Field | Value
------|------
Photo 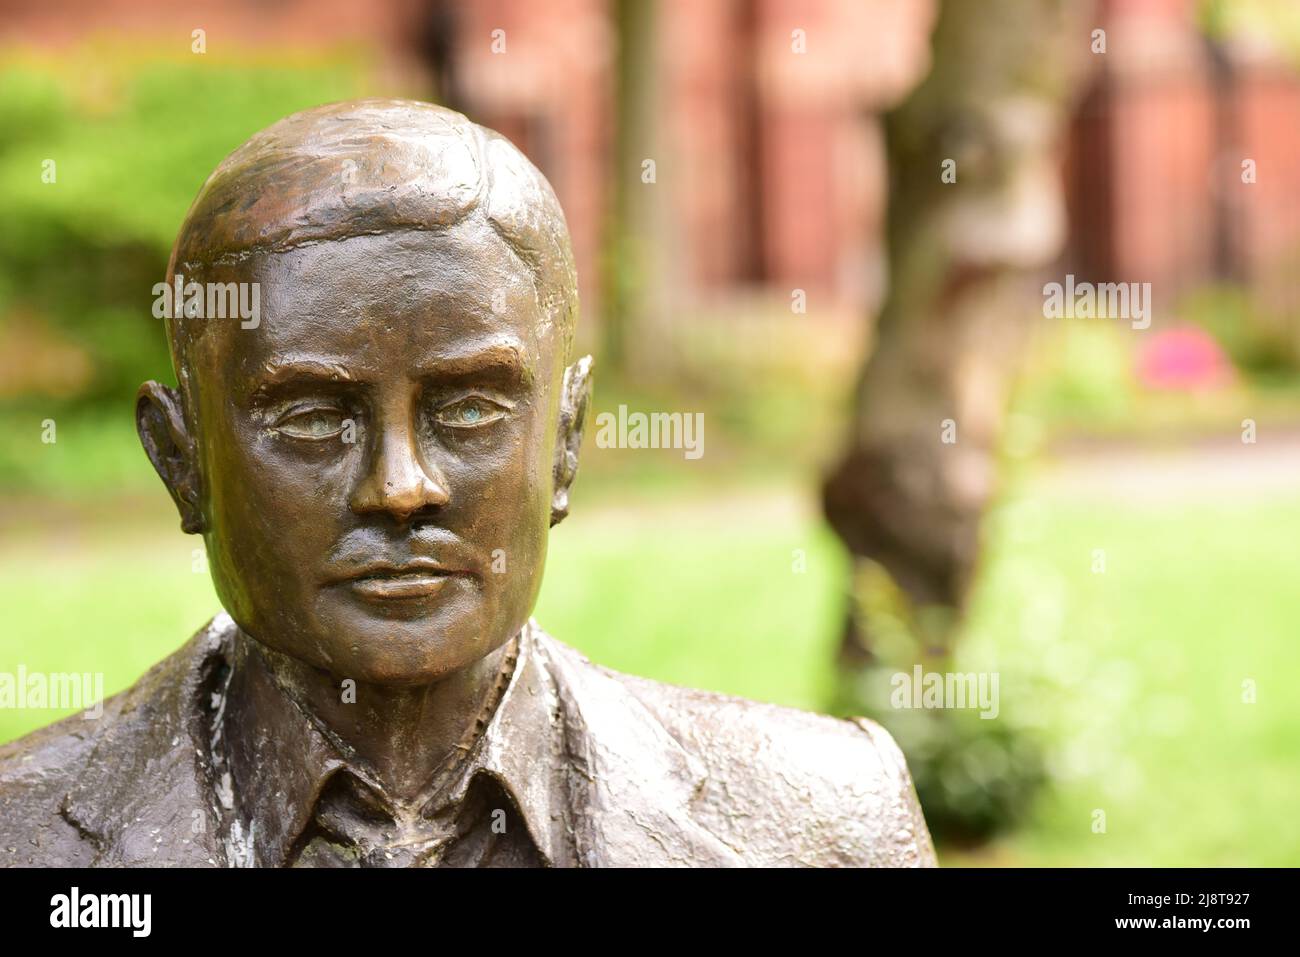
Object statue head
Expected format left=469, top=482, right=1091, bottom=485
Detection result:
left=136, top=99, right=592, bottom=686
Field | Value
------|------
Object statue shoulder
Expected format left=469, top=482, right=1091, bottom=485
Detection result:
left=0, top=614, right=235, bottom=866
left=0, top=705, right=108, bottom=865
left=594, top=664, right=938, bottom=867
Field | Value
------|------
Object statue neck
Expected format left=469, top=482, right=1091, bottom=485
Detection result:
left=232, top=629, right=515, bottom=805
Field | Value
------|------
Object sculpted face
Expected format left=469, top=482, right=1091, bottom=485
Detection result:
left=141, top=223, right=587, bottom=685
left=135, top=100, right=589, bottom=687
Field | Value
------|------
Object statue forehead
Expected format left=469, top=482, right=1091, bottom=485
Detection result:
left=165, top=99, right=577, bottom=395
left=187, top=229, right=554, bottom=384
left=239, top=224, right=536, bottom=294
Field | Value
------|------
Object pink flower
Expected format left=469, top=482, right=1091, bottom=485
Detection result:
left=1137, top=326, right=1234, bottom=390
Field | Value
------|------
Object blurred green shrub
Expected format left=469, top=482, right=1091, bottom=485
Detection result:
left=1013, top=321, right=1139, bottom=431
left=0, top=46, right=373, bottom=488
left=832, top=558, right=1049, bottom=846
left=1181, top=283, right=1300, bottom=380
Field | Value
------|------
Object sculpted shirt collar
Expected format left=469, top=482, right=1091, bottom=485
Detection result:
left=219, top=620, right=566, bottom=867
left=60, top=613, right=746, bottom=867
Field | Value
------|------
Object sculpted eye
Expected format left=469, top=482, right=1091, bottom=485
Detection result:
left=434, top=395, right=510, bottom=429
left=275, top=406, right=350, bottom=440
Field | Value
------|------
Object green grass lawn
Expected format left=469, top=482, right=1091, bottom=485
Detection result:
left=2, top=476, right=1297, bottom=866
left=955, top=485, right=1300, bottom=866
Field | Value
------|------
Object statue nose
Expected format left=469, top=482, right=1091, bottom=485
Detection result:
left=350, top=424, right=449, bottom=522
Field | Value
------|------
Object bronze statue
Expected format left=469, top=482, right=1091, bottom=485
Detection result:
left=0, top=100, right=935, bottom=867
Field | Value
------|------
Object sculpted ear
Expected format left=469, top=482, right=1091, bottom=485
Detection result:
left=551, top=355, right=593, bottom=527
left=136, top=381, right=204, bottom=534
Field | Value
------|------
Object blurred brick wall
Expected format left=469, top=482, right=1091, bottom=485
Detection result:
left=447, top=0, right=614, bottom=337
left=1067, top=0, right=1300, bottom=315
left=450, top=0, right=933, bottom=323
left=751, top=0, right=933, bottom=302
left=1233, top=43, right=1300, bottom=318
left=0, top=0, right=933, bottom=325
left=7, top=0, right=1300, bottom=329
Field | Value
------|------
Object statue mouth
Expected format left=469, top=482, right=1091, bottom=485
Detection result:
left=331, top=558, right=470, bottom=601
left=348, top=571, right=456, bottom=600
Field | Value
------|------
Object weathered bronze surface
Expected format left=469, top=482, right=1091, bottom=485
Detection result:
left=0, top=100, right=936, bottom=867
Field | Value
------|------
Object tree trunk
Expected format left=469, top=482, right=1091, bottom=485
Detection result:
left=824, top=0, right=1092, bottom=665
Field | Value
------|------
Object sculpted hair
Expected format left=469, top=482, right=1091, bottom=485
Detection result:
left=163, top=98, right=578, bottom=403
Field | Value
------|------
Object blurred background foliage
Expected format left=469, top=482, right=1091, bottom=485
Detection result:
left=0, top=48, right=373, bottom=490
left=2, top=0, right=1299, bottom=866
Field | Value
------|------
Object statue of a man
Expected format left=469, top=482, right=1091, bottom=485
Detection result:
left=0, top=100, right=935, bottom=867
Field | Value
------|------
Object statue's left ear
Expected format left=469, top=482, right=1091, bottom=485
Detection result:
left=136, top=380, right=205, bottom=534
left=551, top=355, right=593, bottom=526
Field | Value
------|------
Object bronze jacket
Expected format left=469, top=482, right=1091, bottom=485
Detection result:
left=0, top=614, right=936, bottom=867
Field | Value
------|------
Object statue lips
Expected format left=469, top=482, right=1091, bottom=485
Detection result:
left=328, top=557, right=474, bottom=605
